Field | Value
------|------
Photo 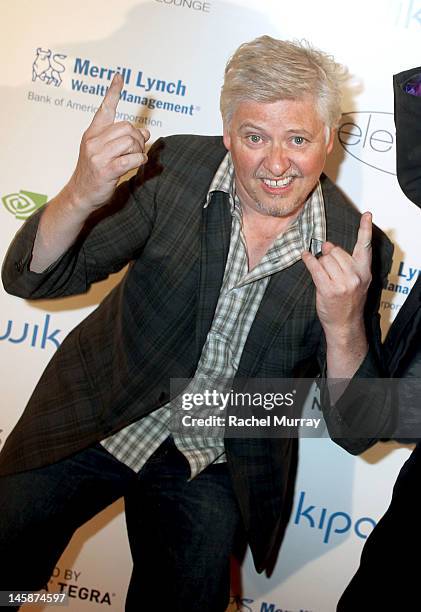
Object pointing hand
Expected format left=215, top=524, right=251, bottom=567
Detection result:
left=67, top=73, right=150, bottom=212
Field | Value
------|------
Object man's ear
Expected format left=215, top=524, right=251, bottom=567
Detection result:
left=222, top=125, right=231, bottom=150
left=326, top=127, right=336, bottom=154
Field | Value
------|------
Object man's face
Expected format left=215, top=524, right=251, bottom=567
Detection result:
left=223, top=97, right=335, bottom=219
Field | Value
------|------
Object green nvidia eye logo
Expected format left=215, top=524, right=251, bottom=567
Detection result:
left=2, top=190, right=48, bottom=220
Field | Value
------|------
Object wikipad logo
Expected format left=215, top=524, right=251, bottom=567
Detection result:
left=32, top=48, right=67, bottom=87
left=2, top=190, right=48, bottom=220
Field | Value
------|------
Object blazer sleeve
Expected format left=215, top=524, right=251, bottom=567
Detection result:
left=1, top=138, right=168, bottom=299
left=320, top=225, right=395, bottom=455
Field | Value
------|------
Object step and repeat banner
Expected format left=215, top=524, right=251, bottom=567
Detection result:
left=1, top=0, right=420, bottom=610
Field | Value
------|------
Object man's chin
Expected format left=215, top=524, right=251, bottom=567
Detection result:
left=254, top=198, right=304, bottom=219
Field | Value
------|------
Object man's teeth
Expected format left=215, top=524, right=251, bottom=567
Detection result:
left=263, top=177, right=294, bottom=188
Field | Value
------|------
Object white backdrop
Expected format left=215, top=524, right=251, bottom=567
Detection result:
left=1, top=0, right=420, bottom=610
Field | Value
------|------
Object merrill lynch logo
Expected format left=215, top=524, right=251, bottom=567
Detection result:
left=2, top=190, right=48, bottom=220
left=338, top=111, right=396, bottom=175
left=32, top=48, right=66, bottom=87
left=31, top=48, right=188, bottom=99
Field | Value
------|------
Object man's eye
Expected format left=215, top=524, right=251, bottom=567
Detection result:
left=292, top=136, right=306, bottom=145
left=247, top=134, right=262, bottom=144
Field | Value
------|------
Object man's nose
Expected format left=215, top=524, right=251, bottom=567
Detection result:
left=264, top=144, right=290, bottom=176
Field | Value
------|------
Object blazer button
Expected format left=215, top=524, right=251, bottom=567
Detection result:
left=14, top=260, right=23, bottom=272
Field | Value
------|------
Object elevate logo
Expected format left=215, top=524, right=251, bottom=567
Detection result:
left=2, top=190, right=48, bottom=220
left=32, top=48, right=67, bottom=87
left=338, top=112, right=396, bottom=175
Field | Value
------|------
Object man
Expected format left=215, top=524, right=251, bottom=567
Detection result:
left=0, top=36, right=392, bottom=611
left=337, top=66, right=421, bottom=611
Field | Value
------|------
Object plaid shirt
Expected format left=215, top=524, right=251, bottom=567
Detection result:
left=101, top=153, right=326, bottom=478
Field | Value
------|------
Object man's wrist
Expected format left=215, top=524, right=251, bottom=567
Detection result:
left=325, top=323, right=369, bottom=380
left=60, top=181, right=94, bottom=221
left=323, top=320, right=366, bottom=350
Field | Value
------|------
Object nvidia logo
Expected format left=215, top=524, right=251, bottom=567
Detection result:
left=2, top=190, right=48, bottom=220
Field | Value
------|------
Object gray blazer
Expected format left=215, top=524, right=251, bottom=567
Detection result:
left=1, top=135, right=393, bottom=572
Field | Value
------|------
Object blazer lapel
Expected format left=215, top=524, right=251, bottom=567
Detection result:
left=236, top=259, right=314, bottom=377
left=195, top=190, right=232, bottom=357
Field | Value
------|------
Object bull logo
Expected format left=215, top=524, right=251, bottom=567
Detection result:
left=32, top=48, right=66, bottom=87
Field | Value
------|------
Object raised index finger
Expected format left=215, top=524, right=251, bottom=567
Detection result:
left=352, top=211, right=372, bottom=262
left=90, top=73, right=123, bottom=129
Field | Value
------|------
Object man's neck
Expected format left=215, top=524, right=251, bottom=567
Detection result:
left=240, top=205, right=297, bottom=271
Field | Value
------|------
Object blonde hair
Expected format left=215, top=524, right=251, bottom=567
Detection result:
left=220, top=35, right=347, bottom=129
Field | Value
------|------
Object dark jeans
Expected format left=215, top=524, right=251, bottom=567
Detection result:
left=0, top=436, right=241, bottom=612
left=337, top=441, right=421, bottom=611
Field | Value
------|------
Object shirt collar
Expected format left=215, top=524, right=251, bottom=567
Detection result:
left=204, top=152, right=235, bottom=210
